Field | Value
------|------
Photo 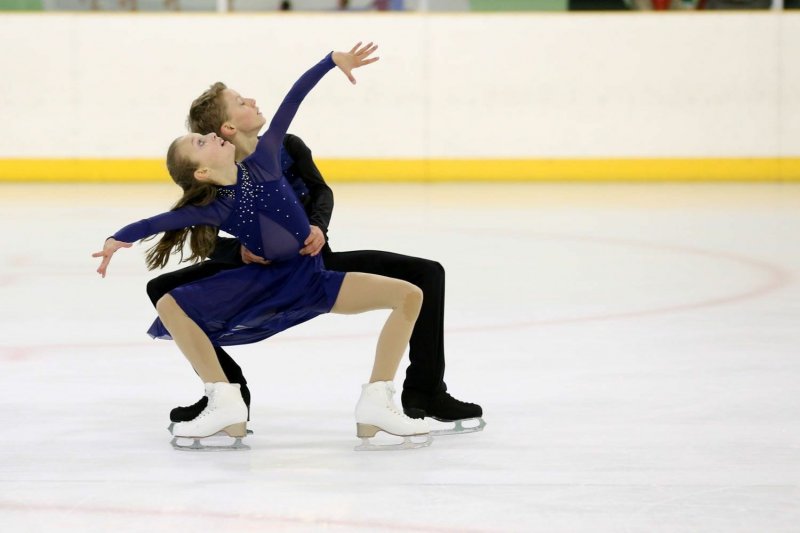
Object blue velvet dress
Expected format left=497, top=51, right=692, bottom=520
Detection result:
left=113, top=53, right=346, bottom=346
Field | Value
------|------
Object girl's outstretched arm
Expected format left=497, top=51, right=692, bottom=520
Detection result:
left=92, top=201, right=232, bottom=277
left=253, top=42, right=379, bottom=177
left=92, top=238, right=132, bottom=278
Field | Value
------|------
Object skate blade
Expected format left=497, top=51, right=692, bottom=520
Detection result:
left=168, top=422, right=253, bottom=436
left=354, top=433, right=433, bottom=452
left=429, top=417, right=486, bottom=436
left=170, top=435, right=250, bottom=452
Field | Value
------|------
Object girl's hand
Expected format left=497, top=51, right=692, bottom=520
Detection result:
left=92, top=238, right=132, bottom=278
left=332, top=42, right=380, bottom=85
left=240, top=245, right=271, bottom=266
left=299, top=225, right=325, bottom=257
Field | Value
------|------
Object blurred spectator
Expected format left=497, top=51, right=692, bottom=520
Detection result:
left=85, top=0, right=179, bottom=10
left=787, top=0, right=800, bottom=8
left=633, top=0, right=698, bottom=8
left=280, top=0, right=292, bottom=10
left=338, top=0, right=404, bottom=10
left=705, top=0, right=770, bottom=7
left=569, top=0, right=630, bottom=10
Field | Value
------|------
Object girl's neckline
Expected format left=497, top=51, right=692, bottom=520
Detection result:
left=220, top=163, right=248, bottom=189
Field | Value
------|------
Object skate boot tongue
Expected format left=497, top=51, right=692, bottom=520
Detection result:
left=379, top=382, right=397, bottom=408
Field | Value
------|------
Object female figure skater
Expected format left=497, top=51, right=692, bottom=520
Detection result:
left=93, top=43, right=430, bottom=450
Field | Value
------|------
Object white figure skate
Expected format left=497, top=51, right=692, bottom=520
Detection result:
left=354, top=381, right=432, bottom=451
left=167, top=383, right=253, bottom=435
left=170, top=382, right=249, bottom=451
left=167, top=383, right=253, bottom=436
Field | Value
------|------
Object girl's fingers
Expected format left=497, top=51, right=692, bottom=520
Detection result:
left=357, top=42, right=374, bottom=56
left=349, top=41, right=362, bottom=54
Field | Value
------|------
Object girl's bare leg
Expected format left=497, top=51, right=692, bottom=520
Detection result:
left=330, top=272, right=423, bottom=382
left=158, top=295, right=246, bottom=440
left=156, top=294, right=228, bottom=383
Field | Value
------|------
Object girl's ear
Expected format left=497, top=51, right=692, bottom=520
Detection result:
left=194, top=167, right=210, bottom=182
left=220, top=122, right=236, bottom=137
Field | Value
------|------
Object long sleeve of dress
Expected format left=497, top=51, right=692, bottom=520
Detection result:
left=249, top=53, right=336, bottom=178
left=112, top=201, right=232, bottom=243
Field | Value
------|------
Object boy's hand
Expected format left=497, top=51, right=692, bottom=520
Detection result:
left=92, top=238, right=132, bottom=278
left=333, top=42, right=379, bottom=85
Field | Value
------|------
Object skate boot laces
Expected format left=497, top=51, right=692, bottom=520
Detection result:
left=382, top=383, right=408, bottom=419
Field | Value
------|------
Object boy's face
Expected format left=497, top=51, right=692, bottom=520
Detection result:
left=222, top=88, right=265, bottom=136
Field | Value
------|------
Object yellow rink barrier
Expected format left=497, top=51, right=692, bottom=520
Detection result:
left=1, top=158, right=799, bottom=182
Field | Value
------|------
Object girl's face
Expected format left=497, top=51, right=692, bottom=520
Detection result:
left=181, top=132, right=236, bottom=180
left=222, top=88, right=265, bottom=135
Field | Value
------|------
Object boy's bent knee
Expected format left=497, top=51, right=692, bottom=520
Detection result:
left=146, top=278, right=170, bottom=307
left=428, top=260, right=445, bottom=279
left=417, top=259, right=445, bottom=282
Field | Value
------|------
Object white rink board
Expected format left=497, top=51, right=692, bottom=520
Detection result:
left=0, top=13, right=799, bottom=159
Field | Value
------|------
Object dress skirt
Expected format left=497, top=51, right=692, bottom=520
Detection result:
left=147, top=254, right=345, bottom=346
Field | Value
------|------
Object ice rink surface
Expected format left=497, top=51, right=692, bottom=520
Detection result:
left=1, top=182, right=798, bottom=532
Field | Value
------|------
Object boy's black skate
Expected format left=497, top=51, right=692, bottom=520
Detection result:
left=170, top=396, right=209, bottom=423
left=402, top=390, right=486, bottom=436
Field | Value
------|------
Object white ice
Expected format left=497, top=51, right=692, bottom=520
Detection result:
left=1, top=183, right=798, bottom=532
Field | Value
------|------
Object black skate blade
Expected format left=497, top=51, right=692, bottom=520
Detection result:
left=429, top=417, right=486, bottom=436
left=170, top=435, right=250, bottom=452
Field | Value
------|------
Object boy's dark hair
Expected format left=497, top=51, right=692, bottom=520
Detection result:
left=187, top=82, right=228, bottom=135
